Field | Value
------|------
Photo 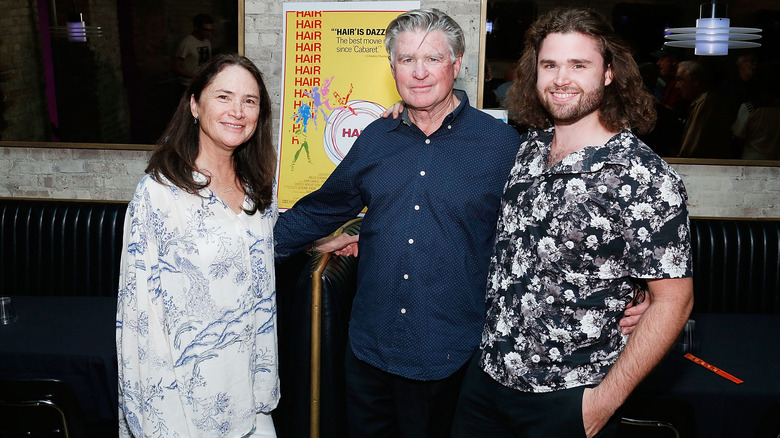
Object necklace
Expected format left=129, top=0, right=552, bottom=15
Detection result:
left=216, top=178, right=236, bottom=193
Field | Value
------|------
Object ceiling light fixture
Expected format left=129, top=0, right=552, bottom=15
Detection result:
left=49, top=1, right=102, bottom=42
left=663, top=1, right=761, bottom=56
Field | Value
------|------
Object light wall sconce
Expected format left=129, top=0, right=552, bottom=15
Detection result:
left=663, top=1, right=761, bottom=56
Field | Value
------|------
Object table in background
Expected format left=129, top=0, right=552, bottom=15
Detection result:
left=0, top=295, right=118, bottom=426
left=636, top=313, right=780, bottom=437
left=3, top=299, right=776, bottom=437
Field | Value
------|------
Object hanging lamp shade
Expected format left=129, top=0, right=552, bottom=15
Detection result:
left=663, top=2, right=761, bottom=56
left=50, top=12, right=102, bottom=42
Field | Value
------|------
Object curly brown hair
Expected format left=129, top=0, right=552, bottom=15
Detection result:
left=146, top=53, right=276, bottom=214
left=504, top=7, right=656, bottom=134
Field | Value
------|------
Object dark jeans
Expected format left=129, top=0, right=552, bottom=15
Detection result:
left=344, top=346, right=468, bottom=438
left=451, top=353, right=619, bottom=438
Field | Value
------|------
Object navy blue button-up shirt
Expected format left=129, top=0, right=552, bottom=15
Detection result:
left=274, top=91, right=521, bottom=380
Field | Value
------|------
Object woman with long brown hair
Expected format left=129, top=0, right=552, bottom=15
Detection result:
left=117, top=53, right=279, bottom=437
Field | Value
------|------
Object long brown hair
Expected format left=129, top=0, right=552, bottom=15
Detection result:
left=505, top=7, right=656, bottom=134
left=146, top=53, right=275, bottom=214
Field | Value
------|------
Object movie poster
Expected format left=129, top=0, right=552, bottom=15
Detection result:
left=277, top=1, right=419, bottom=210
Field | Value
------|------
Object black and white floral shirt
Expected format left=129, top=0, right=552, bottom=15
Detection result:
left=480, top=128, right=692, bottom=393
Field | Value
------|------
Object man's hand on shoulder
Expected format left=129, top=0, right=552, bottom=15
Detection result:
left=381, top=101, right=406, bottom=119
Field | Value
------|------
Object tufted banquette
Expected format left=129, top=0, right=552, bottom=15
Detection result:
left=1, top=198, right=777, bottom=313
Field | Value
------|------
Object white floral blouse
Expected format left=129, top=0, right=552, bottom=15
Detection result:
left=117, top=173, right=279, bottom=437
left=480, top=128, right=692, bottom=393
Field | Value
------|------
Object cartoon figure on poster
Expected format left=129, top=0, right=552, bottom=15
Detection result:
left=289, top=76, right=386, bottom=169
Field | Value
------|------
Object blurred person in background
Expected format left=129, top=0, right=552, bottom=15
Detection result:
left=675, top=60, right=735, bottom=158
left=731, top=64, right=780, bottom=161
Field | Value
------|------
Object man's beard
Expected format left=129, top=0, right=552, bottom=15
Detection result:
left=539, top=84, right=605, bottom=124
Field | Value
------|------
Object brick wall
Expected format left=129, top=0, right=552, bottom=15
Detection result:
left=0, top=147, right=149, bottom=200
left=673, top=164, right=780, bottom=218
left=2, top=145, right=777, bottom=218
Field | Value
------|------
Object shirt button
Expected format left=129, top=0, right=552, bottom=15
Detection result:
left=425, top=139, right=431, bottom=144
left=447, top=125, right=452, bottom=129
left=414, top=205, right=420, bottom=210
left=408, top=238, right=414, bottom=244
left=401, top=308, right=407, bottom=314
left=420, top=171, right=426, bottom=176
left=403, top=274, right=409, bottom=280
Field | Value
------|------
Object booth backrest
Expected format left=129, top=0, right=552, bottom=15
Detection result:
left=690, top=219, right=780, bottom=314
left=0, top=197, right=778, bottom=313
left=0, top=199, right=127, bottom=298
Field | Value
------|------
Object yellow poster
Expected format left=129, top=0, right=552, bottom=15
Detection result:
left=277, top=1, right=419, bottom=210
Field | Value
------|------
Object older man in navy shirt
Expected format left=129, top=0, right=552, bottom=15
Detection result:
left=275, top=9, right=641, bottom=438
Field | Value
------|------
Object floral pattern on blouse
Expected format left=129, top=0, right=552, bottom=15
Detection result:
left=480, top=128, right=692, bottom=393
left=117, top=174, right=279, bottom=437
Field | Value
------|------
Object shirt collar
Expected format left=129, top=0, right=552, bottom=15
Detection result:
left=193, top=170, right=208, bottom=185
left=532, top=127, right=635, bottom=174
left=691, top=91, right=708, bottom=107
left=389, top=89, right=470, bottom=132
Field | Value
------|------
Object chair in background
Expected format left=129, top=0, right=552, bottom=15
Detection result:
left=0, top=379, right=88, bottom=438
left=616, top=395, right=695, bottom=438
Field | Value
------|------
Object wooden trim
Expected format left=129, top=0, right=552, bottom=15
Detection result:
left=476, top=0, right=488, bottom=108
left=238, top=0, right=245, bottom=56
left=665, top=157, right=780, bottom=167
left=689, top=215, right=780, bottom=221
left=0, top=197, right=128, bottom=204
left=0, top=141, right=153, bottom=151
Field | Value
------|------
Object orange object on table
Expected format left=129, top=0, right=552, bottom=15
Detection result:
left=684, top=353, right=743, bottom=384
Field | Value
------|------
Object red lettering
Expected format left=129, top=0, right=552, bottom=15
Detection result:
left=295, top=54, right=322, bottom=63
left=342, top=128, right=362, bottom=138
left=294, top=77, right=321, bottom=87
left=295, top=42, right=322, bottom=51
left=296, top=31, right=321, bottom=40
left=296, top=20, right=322, bottom=28
left=295, top=11, right=322, bottom=18
left=295, top=65, right=321, bottom=75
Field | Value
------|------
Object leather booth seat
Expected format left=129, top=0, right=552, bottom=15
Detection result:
left=689, top=218, right=780, bottom=314
left=3, top=198, right=776, bottom=313
left=0, top=199, right=126, bottom=297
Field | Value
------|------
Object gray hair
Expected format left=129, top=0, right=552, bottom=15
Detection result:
left=677, top=60, right=711, bottom=86
left=384, top=9, right=465, bottom=63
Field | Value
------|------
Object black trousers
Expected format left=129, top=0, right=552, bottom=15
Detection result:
left=451, top=353, right=619, bottom=438
left=344, top=346, right=468, bottom=438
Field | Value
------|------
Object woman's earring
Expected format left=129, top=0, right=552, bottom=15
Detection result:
left=194, top=116, right=199, bottom=125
